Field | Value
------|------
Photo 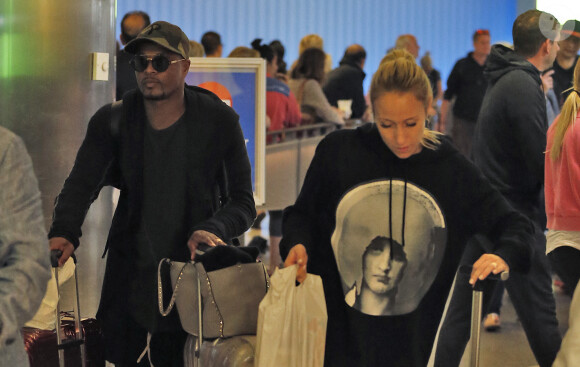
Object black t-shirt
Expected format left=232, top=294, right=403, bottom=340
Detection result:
left=131, top=113, right=189, bottom=332
left=443, top=53, right=487, bottom=122
left=552, top=56, right=579, bottom=107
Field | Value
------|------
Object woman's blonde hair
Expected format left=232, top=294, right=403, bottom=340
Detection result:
left=370, top=49, right=441, bottom=150
left=299, top=34, right=324, bottom=54
left=549, top=60, right=580, bottom=161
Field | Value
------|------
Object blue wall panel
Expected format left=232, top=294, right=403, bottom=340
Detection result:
left=117, top=0, right=518, bottom=94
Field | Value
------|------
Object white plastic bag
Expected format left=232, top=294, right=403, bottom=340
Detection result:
left=25, top=257, right=75, bottom=330
left=255, top=265, right=327, bottom=367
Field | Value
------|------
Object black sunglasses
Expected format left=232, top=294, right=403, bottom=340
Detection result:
left=130, top=54, right=187, bottom=72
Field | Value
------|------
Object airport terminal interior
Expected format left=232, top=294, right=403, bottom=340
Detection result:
left=2, top=0, right=579, bottom=366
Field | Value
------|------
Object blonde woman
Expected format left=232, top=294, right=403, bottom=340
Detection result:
left=281, top=50, right=534, bottom=366
left=545, top=59, right=580, bottom=296
left=289, top=34, right=333, bottom=75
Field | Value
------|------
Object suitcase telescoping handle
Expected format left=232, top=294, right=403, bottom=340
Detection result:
left=50, top=249, right=86, bottom=367
left=459, top=265, right=509, bottom=367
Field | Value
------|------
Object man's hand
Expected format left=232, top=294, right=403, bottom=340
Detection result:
left=187, top=230, right=226, bottom=260
left=469, top=253, right=509, bottom=286
left=49, top=237, right=75, bottom=267
left=540, top=69, right=554, bottom=95
left=283, top=244, right=308, bottom=283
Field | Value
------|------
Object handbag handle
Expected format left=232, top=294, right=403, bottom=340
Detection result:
left=157, top=258, right=189, bottom=317
left=157, top=257, right=203, bottom=362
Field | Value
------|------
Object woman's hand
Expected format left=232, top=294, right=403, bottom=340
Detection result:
left=284, top=244, right=308, bottom=283
left=470, top=253, right=509, bottom=286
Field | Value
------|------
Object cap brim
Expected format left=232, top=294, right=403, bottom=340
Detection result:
left=561, top=30, right=580, bottom=38
left=124, top=38, right=182, bottom=57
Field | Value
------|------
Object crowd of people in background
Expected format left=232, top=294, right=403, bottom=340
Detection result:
left=3, top=8, right=572, bottom=367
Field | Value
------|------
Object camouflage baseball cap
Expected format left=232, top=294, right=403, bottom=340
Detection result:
left=125, top=21, right=190, bottom=59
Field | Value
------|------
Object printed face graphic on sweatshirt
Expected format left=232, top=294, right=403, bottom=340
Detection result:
left=362, top=236, right=407, bottom=296
left=332, top=180, right=447, bottom=316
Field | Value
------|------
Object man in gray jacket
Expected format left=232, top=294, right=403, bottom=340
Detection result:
left=0, top=126, right=51, bottom=366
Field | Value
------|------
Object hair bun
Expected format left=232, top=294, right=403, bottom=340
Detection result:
left=380, top=49, right=416, bottom=66
left=251, top=38, right=263, bottom=50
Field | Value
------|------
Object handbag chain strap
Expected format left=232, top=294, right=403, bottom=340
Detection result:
left=158, top=258, right=270, bottom=339
left=157, top=258, right=189, bottom=316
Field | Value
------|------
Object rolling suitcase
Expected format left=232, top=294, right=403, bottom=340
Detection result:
left=464, top=265, right=509, bottom=367
left=183, top=334, right=256, bottom=367
left=22, top=318, right=104, bottom=367
left=22, top=250, right=104, bottom=367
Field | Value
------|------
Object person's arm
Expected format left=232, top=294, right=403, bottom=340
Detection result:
left=439, top=62, right=461, bottom=133
left=188, top=107, right=256, bottom=257
left=438, top=99, right=451, bottom=133
left=455, top=151, right=534, bottom=276
left=435, top=79, right=443, bottom=104
left=304, top=79, right=344, bottom=125
left=506, top=72, right=548, bottom=185
left=350, top=74, right=367, bottom=119
left=565, top=116, right=580, bottom=202
left=280, top=134, right=334, bottom=280
left=48, top=104, right=117, bottom=252
left=0, top=133, right=51, bottom=346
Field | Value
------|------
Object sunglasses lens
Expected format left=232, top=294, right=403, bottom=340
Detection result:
left=130, top=55, right=171, bottom=72
left=130, top=55, right=148, bottom=72
left=151, top=56, right=170, bottom=72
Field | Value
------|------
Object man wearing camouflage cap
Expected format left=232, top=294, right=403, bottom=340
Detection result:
left=48, top=21, right=256, bottom=366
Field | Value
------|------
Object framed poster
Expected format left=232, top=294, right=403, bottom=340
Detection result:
left=187, top=57, right=266, bottom=205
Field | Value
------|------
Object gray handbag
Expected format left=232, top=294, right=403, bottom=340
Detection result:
left=157, top=257, right=269, bottom=339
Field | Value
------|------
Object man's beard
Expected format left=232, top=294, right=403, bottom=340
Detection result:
left=143, top=91, right=166, bottom=101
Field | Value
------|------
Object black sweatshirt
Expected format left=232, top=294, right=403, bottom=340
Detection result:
left=473, top=44, right=547, bottom=220
left=281, top=123, right=534, bottom=366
